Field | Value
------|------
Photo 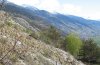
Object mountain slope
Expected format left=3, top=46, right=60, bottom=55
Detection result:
left=1, top=3, right=51, bottom=30
left=1, top=2, right=100, bottom=38
left=0, top=11, right=85, bottom=65
left=33, top=10, right=100, bottom=37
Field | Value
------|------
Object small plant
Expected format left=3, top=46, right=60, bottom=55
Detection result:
left=0, top=37, right=7, bottom=44
left=9, top=53, right=18, bottom=62
left=29, top=32, right=39, bottom=39
left=0, top=23, right=5, bottom=28
left=5, top=21, right=13, bottom=27
left=24, top=29, right=32, bottom=34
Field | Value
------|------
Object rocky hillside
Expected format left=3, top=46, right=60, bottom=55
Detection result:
left=0, top=11, right=85, bottom=65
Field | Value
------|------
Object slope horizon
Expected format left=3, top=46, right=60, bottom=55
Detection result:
left=17, top=4, right=100, bottom=21
left=8, top=0, right=100, bottom=20
left=5, top=1, right=100, bottom=21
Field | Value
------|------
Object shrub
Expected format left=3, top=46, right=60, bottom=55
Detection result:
left=5, top=21, right=13, bottom=27
left=29, top=32, right=39, bottom=39
left=40, top=26, right=61, bottom=45
left=46, top=26, right=61, bottom=40
left=24, top=29, right=32, bottom=34
left=64, top=33, right=83, bottom=57
left=0, top=37, right=7, bottom=44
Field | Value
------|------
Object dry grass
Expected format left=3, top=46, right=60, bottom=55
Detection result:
left=0, top=11, right=34, bottom=64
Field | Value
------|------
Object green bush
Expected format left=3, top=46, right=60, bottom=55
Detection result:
left=64, top=33, right=83, bottom=57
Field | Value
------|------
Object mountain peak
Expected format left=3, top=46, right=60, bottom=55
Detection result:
left=22, top=4, right=39, bottom=10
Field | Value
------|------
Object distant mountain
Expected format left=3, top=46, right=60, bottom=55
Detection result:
left=1, top=2, right=100, bottom=38
left=32, top=10, right=100, bottom=37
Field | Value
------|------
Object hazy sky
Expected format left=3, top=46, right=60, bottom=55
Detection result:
left=8, top=0, right=100, bottom=20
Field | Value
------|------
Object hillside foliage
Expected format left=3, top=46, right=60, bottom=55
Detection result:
left=38, top=25, right=100, bottom=65
left=0, top=11, right=100, bottom=65
left=64, top=33, right=83, bottom=57
left=79, top=39, right=100, bottom=65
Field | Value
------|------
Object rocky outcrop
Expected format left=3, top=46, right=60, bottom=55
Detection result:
left=14, top=40, right=85, bottom=65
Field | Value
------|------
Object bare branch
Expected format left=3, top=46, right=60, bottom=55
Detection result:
left=0, top=40, right=17, bottom=61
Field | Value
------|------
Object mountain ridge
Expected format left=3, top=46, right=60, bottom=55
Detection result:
left=1, top=2, right=100, bottom=38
